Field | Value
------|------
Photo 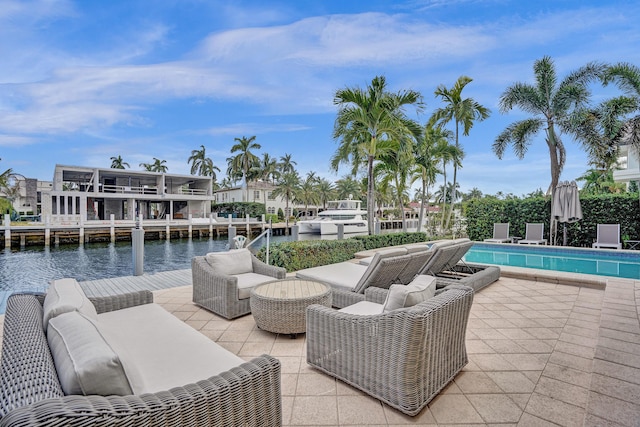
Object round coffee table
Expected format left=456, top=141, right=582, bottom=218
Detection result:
left=250, top=278, right=332, bottom=337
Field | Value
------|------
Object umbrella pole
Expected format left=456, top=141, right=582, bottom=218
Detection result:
left=563, top=223, right=567, bottom=246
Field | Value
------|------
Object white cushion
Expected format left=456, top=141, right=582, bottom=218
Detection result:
left=97, top=304, right=244, bottom=395
left=338, top=301, right=384, bottom=316
left=43, top=278, right=98, bottom=328
left=234, top=273, right=278, bottom=299
left=205, top=248, right=253, bottom=275
left=47, top=311, right=133, bottom=396
left=296, top=262, right=369, bottom=291
left=382, top=275, right=437, bottom=312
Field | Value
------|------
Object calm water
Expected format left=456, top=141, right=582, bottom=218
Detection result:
left=465, top=243, right=640, bottom=279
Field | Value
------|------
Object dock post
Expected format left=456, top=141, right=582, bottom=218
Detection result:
left=246, top=214, right=250, bottom=235
left=110, top=214, right=115, bottom=242
left=228, top=225, right=236, bottom=249
left=132, top=216, right=144, bottom=276
left=79, top=215, right=85, bottom=245
left=165, top=214, right=170, bottom=241
left=44, top=215, right=50, bottom=247
left=209, top=214, right=214, bottom=238
left=4, top=215, right=10, bottom=247
left=375, top=219, right=381, bottom=235
left=292, top=224, right=299, bottom=241
left=337, top=224, right=344, bottom=240
left=20, top=234, right=25, bottom=247
left=188, top=214, right=193, bottom=238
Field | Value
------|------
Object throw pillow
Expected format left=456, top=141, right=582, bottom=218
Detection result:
left=47, top=311, right=133, bottom=396
left=43, top=278, right=98, bottom=328
left=205, top=248, right=253, bottom=275
left=382, top=275, right=437, bottom=312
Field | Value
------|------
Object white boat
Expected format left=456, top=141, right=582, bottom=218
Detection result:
left=297, top=199, right=368, bottom=235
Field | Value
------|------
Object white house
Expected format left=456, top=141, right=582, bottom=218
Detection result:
left=613, top=143, right=640, bottom=186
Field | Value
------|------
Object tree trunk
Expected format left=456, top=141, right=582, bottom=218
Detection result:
left=445, top=122, right=460, bottom=230
left=417, top=179, right=426, bottom=233
left=367, top=155, right=375, bottom=235
left=546, top=125, right=561, bottom=245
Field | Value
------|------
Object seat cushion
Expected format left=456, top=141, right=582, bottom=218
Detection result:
left=205, top=248, right=253, bottom=275
left=47, top=311, right=133, bottom=396
left=97, top=304, right=244, bottom=395
left=338, top=301, right=384, bottom=316
left=296, top=262, right=369, bottom=291
left=383, top=275, right=437, bottom=312
left=43, top=278, right=98, bottom=328
left=235, top=273, right=278, bottom=299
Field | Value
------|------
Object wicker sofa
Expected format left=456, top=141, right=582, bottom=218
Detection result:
left=306, top=284, right=474, bottom=416
left=0, top=280, right=282, bottom=427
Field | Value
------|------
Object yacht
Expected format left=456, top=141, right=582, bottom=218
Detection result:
left=297, top=199, right=368, bottom=235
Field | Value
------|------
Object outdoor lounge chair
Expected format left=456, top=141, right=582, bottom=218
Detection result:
left=518, top=223, right=547, bottom=245
left=484, top=223, right=511, bottom=243
left=306, top=284, right=474, bottom=416
left=592, top=224, right=622, bottom=249
left=192, top=248, right=287, bottom=319
left=295, top=247, right=413, bottom=308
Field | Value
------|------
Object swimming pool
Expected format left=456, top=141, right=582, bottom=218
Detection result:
left=464, top=243, right=640, bottom=280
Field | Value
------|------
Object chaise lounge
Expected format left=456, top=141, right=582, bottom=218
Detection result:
left=0, top=278, right=282, bottom=426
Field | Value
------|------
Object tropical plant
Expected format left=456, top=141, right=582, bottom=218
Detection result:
left=375, top=141, right=412, bottom=231
left=188, top=145, right=220, bottom=181
left=272, top=171, right=300, bottom=229
left=139, top=158, right=168, bottom=172
left=603, top=62, right=640, bottom=150
left=110, top=155, right=130, bottom=169
left=228, top=136, right=261, bottom=201
left=296, top=173, right=320, bottom=218
left=256, top=153, right=280, bottom=184
left=315, top=178, right=336, bottom=210
left=429, top=76, right=490, bottom=229
left=279, top=153, right=297, bottom=175
left=331, top=75, right=423, bottom=234
left=334, top=175, right=362, bottom=200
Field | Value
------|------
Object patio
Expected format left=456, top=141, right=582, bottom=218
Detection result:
left=0, top=273, right=637, bottom=425
left=148, top=275, right=640, bottom=426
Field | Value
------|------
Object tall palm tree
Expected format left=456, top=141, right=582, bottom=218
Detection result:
left=434, top=136, right=463, bottom=230
left=272, top=171, right=300, bottom=231
left=315, top=178, right=336, bottom=210
left=188, top=145, right=220, bottom=182
left=139, top=158, right=168, bottom=172
left=297, top=173, right=320, bottom=219
left=411, top=125, right=451, bottom=232
left=603, top=62, right=640, bottom=149
left=110, top=155, right=130, bottom=169
left=279, top=153, right=297, bottom=175
left=256, top=153, right=280, bottom=184
left=493, top=56, right=604, bottom=243
left=227, top=136, right=261, bottom=202
left=332, top=75, right=423, bottom=234
left=375, top=141, right=412, bottom=231
left=334, top=175, right=362, bottom=201
left=429, top=76, right=490, bottom=229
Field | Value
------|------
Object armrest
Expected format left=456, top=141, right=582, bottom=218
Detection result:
left=89, top=290, right=154, bottom=314
left=364, top=287, right=388, bottom=304
left=0, top=355, right=281, bottom=427
left=251, top=256, right=286, bottom=279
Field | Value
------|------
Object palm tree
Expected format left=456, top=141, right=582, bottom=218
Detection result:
left=332, top=75, right=423, bottom=234
left=297, top=173, right=320, bottom=219
left=411, top=125, right=451, bottom=232
left=493, top=56, right=604, bottom=244
left=375, top=142, right=412, bottom=231
left=429, top=76, right=490, bottom=229
left=315, top=178, right=336, bottom=210
left=279, top=153, right=297, bottom=175
left=188, top=145, right=220, bottom=182
left=228, top=136, right=261, bottom=202
left=139, top=158, right=168, bottom=172
left=603, top=62, right=640, bottom=149
left=334, top=175, right=362, bottom=201
left=110, top=155, right=130, bottom=169
left=256, top=153, right=280, bottom=184
left=272, top=171, right=300, bottom=231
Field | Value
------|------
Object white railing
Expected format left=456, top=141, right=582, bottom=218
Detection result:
left=101, top=185, right=158, bottom=195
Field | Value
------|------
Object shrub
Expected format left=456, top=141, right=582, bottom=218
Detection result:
left=265, top=214, right=279, bottom=223
left=257, top=239, right=365, bottom=271
left=212, top=202, right=265, bottom=218
left=351, top=232, right=428, bottom=250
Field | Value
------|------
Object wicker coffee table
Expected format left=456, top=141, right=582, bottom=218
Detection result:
left=250, top=278, right=332, bottom=337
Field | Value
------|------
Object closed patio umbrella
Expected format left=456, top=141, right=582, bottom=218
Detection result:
left=551, top=181, right=582, bottom=245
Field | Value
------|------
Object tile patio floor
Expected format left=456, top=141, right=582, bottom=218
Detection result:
left=152, top=275, right=640, bottom=426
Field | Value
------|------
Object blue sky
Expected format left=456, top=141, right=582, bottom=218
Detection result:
left=1, top=0, right=639, bottom=196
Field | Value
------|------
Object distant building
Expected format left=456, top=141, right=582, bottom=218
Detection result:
left=40, top=165, right=213, bottom=223
left=0, top=176, right=52, bottom=217
left=613, top=144, right=640, bottom=187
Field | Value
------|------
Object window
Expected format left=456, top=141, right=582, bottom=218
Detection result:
left=267, top=192, right=275, bottom=200
left=253, top=190, right=260, bottom=200
left=267, top=207, right=275, bottom=214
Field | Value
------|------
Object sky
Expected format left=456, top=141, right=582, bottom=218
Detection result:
left=1, top=0, right=639, bottom=197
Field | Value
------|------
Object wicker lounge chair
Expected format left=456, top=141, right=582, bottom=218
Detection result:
left=592, top=224, right=622, bottom=249
left=518, top=223, right=547, bottom=245
left=295, top=247, right=412, bottom=308
left=306, top=284, right=474, bottom=416
left=192, top=248, right=286, bottom=319
left=484, top=223, right=510, bottom=243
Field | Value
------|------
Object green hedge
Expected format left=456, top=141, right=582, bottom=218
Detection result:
left=256, top=232, right=428, bottom=271
left=465, top=194, right=640, bottom=247
left=212, top=202, right=265, bottom=217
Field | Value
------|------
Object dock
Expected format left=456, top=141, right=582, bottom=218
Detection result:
left=79, top=269, right=193, bottom=297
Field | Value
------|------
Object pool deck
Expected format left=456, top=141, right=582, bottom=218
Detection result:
left=1, top=268, right=639, bottom=425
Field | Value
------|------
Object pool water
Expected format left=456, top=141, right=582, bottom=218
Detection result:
left=465, top=243, right=640, bottom=279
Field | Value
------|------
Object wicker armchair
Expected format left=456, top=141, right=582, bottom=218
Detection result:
left=306, top=284, right=474, bottom=416
left=192, top=251, right=286, bottom=319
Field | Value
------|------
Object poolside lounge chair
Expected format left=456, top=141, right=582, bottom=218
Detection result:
left=306, top=284, right=474, bottom=416
left=484, top=223, right=510, bottom=243
left=518, top=223, right=547, bottom=245
left=592, top=224, right=622, bottom=249
left=295, top=247, right=413, bottom=308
